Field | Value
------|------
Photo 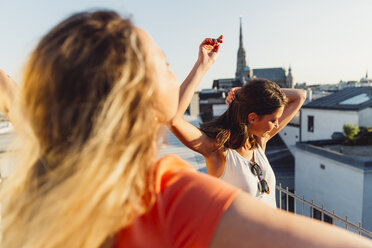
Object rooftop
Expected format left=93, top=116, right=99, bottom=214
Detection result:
left=199, top=90, right=226, bottom=101
left=303, top=86, right=372, bottom=111
left=252, top=67, right=286, bottom=81
left=296, top=140, right=372, bottom=171
left=323, top=144, right=372, bottom=158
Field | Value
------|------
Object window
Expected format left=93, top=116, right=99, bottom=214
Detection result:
left=308, top=115, right=314, bottom=132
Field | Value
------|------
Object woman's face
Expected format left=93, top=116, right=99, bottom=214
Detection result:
left=136, top=28, right=179, bottom=123
left=249, top=106, right=284, bottom=138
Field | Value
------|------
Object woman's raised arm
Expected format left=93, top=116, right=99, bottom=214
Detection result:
left=267, top=88, right=306, bottom=139
left=210, top=191, right=372, bottom=248
left=168, top=36, right=222, bottom=156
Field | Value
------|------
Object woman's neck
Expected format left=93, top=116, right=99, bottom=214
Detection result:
left=236, top=140, right=254, bottom=161
left=242, top=139, right=253, bottom=150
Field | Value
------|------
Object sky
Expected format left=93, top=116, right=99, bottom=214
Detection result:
left=0, top=0, right=371, bottom=90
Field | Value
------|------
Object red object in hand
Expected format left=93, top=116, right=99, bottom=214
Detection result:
left=204, top=35, right=223, bottom=46
left=202, top=35, right=223, bottom=53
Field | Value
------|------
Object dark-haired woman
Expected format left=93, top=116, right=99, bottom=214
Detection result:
left=170, top=66, right=306, bottom=207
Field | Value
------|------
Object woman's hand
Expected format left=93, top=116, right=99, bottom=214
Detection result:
left=198, top=35, right=223, bottom=66
left=225, top=87, right=241, bottom=106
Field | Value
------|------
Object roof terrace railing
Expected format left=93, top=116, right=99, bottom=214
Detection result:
left=277, top=183, right=372, bottom=239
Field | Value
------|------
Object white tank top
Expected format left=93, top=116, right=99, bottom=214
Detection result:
left=219, top=145, right=277, bottom=208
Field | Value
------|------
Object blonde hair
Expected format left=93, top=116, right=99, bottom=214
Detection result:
left=1, top=11, right=158, bottom=248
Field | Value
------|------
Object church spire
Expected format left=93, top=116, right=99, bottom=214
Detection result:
left=239, top=16, right=244, bottom=49
left=236, top=17, right=247, bottom=78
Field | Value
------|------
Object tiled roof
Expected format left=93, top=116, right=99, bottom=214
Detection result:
left=253, top=67, right=286, bottom=81
left=303, top=87, right=372, bottom=111
left=199, top=90, right=225, bottom=100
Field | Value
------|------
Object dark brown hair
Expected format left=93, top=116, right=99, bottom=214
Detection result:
left=200, top=79, right=287, bottom=150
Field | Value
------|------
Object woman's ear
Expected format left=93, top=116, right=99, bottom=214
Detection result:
left=247, top=113, right=258, bottom=125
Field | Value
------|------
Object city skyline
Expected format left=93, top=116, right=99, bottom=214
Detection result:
left=0, top=0, right=371, bottom=90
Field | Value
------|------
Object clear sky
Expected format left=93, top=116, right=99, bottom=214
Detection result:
left=0, top=0, right=371, bottom=90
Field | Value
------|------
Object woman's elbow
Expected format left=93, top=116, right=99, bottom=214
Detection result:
left=297, top=89, right=307, bottom=102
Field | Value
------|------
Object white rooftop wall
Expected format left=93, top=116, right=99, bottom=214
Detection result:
left=358, top=107, right=372, bottom=127
left=279, top=125, right=299, bottom=154
left=301, top=109, right=358, bottom=142
left=363, top=172, right=372, bottom=231
left=295, top=147, right=365, bottom=228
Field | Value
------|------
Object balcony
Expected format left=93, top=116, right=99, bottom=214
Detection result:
left=276, top=184, right=372, bottom=239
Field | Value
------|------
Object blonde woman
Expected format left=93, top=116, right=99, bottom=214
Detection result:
left=1, top=10, right=371, bottom=248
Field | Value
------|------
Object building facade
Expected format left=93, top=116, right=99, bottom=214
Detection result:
left=300, top=87, right=372, bottom=142
left=295, top=141, right=372, bottom=232
left=288, top=86, right=372, bottom=232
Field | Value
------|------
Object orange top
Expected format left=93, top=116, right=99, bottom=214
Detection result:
left=115, top=155, right=239, bottom=248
